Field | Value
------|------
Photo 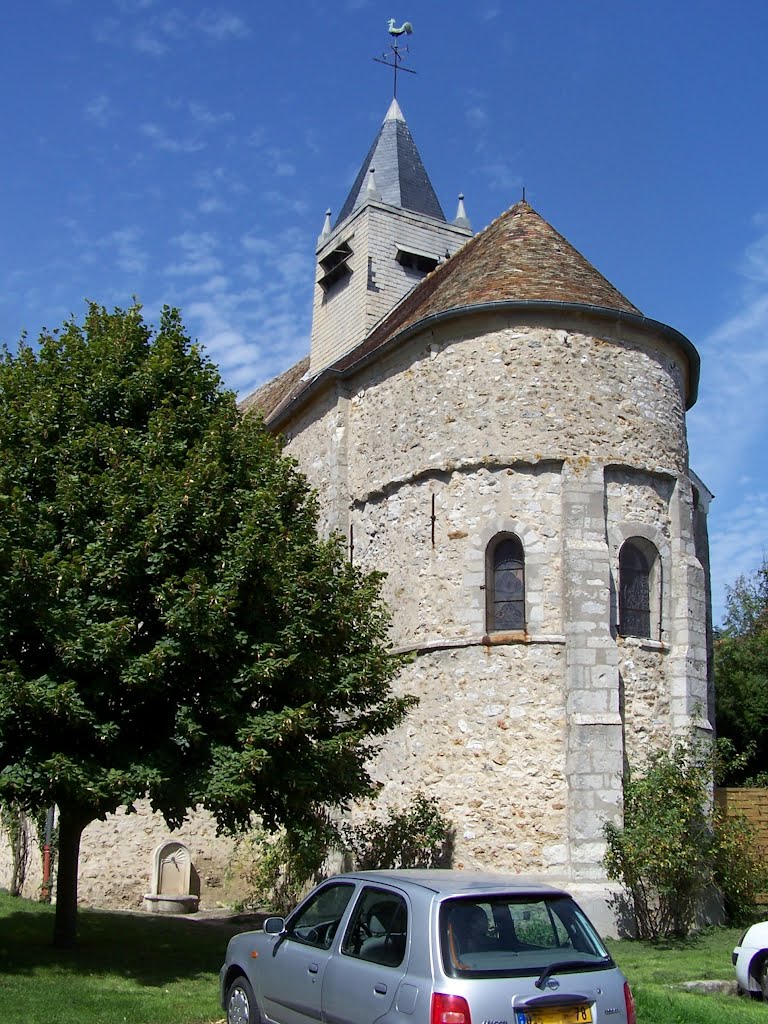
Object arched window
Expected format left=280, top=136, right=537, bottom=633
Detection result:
left=486, top=534, right=525, bottom=632
left=618, top=539, right=660, bottom=639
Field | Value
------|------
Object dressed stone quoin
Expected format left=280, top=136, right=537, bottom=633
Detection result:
left=0, top=96, right=712, bottom=933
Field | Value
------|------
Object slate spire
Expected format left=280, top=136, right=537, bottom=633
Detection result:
left=335, top=99, right=446, bottom=226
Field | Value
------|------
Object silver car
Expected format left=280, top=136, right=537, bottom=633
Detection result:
left=220, top=870, right=635, bottom=1024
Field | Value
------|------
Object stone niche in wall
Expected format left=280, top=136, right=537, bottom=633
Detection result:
left=143, top=839, right=200, bottom=914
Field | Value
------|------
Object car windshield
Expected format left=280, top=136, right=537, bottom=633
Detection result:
left=439, top=895, right=613, bottom=979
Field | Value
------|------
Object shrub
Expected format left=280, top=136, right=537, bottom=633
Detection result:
left=603, top=739, right=713, bottom=939
left=604, top=738, right=767, bottom=938
left=232, top=794, right=454, bottom=916
left=0, top=801, right=30, bottom=897
left=232, top=814, right=335, bottom=917
left=712, top=810, right=767, bottom=925
left=340, top=793, right=453, bottom=870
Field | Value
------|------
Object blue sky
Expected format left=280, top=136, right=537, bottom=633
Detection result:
left=2, top=0, right=766, bottom=624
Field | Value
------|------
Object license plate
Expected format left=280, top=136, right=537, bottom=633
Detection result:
left=515, top=1006, right=592, bottom=1024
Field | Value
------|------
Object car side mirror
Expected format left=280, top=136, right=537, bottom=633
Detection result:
left=264, top=917, right=286, bottom=934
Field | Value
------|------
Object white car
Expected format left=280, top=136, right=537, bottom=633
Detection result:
left=733, top=921, right=768, bottom=998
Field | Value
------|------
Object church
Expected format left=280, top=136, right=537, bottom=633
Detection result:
left=241, top=96, right=713, bottom=929
left=0, top=90, right=713, bottom=932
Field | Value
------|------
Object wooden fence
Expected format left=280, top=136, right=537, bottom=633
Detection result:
left=715, top=787, right=768, bottom=904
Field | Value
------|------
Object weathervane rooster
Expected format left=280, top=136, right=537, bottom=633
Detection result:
left=388, top=18, right=413, bottom=37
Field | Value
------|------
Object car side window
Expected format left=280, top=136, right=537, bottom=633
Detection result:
left=288, top=882, right=355, bottom=950
left=341, top=886, right=408, bottom=967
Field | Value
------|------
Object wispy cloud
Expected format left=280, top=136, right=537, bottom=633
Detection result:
left=140, top=122, right=206, bottom=153
left=194, top=166, right=247, bottom=196
left=478, top=161, right=523, bottom=194
left=196, top=10, right=250, bottom=40
left=688, top=213, right=768, bottom=620
left=95, top=6, right=248, bottom=55
left=105, top=227, right=147, bottom=275
left=133, top=30, right=167, bottom=55
left=689, top=226, right=768, bottom=491
left=465, top=104, right=489, bottom=131
left=198, top=196, right=231, bottom=215
left=266, top=147, right=296, bottom=178
left=708, top=490, right=768, bottom=626
left=165, top=231, right=223, bottom=277
left=147, top=224, right=314, bottom=396
left=192, top=165, right=247, bottom=216
left=115, top=0, right=156, bottom=11
left=84, top=94, right=113, bottom=127
left=462, top=92, right=521, bottom=195
left=188, top=102, right=234, bottom=127
left=259, top=189, right=309, bottom=217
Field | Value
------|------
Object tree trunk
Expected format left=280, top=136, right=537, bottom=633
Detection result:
left=53, top=808, right=88, bottom=949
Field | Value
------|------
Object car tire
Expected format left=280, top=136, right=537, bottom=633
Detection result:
left=760, top=958, right=768, bottom=1001
left=226, top=975, right=258, bottom=1024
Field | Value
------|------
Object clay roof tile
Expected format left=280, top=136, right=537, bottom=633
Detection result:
left=240, top=355, right=310, bottom=421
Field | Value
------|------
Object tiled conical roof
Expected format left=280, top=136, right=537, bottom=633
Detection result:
left=336, top=200, right=641, bottom=368
left=335, top=99, right=446, bottom=225
left=239, top=355, right=309, bottom=420
left=245, top=200, right=699, bottom=422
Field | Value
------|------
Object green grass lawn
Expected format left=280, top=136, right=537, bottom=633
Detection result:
left=0, top=889, right=765, bottom=1024
left=0, top=889, right=236, bottom=1024
left=606, top=927, right=767, bottom=1024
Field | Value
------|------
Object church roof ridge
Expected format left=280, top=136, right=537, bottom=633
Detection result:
left=335, top=101, right=445, bottom=226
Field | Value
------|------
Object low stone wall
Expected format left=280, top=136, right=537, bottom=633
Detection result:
left=0, top=801, right=246, bottom=912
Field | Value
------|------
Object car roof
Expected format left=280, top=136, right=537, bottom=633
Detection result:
left=333, top=869, right=568, bottom=899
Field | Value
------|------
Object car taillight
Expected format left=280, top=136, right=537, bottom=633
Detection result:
left=623, top=981, right=636, bottom=1024
left=432, top=993, right=471, bottom=1024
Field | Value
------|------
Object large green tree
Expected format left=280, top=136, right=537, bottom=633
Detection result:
left=715, top=559, right=768, bottom=784
left=0, top=304, right=411, bottom=947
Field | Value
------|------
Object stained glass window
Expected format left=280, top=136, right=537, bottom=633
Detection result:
left=487, top=535, right=525, bottom=632
left=619, top=541, right=652, bottom=638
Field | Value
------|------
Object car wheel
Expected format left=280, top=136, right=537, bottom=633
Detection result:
left=226, top=975, right=257, bottom=1024
left=760, top=958, right=768, bottom=1001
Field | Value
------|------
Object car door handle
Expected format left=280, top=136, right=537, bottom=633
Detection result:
left=308, top=963, right=319, bottom=974
left=375, top=983, right=387, bottom=995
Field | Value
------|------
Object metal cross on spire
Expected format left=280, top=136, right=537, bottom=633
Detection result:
left=373, top=19, right=417, bottom=99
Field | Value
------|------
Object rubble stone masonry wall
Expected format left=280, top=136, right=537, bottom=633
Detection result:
left=340, top=317, right=689, bottom=498
left=368, top=643, right=569, bottom=875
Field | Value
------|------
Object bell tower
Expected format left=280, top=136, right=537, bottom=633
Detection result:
left=309, top=99, right=473, bottom=375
